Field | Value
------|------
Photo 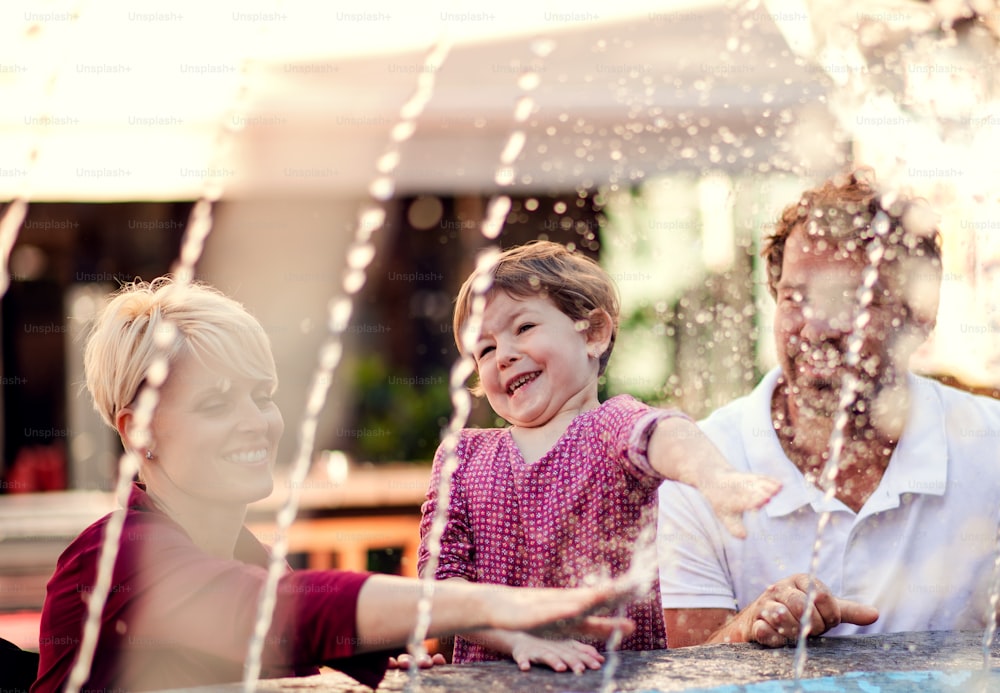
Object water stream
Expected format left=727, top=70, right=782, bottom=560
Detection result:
left=790, top=209, right=891, bottom=682
left=982, top=509, right=1000, bottom=670
left=405, top=247, right=499, bottom=686
left=405, top=37, right=556, bottom=690
left=242, top=37, right=455, bottom=693
left=62, top=17, right=263, bottom=692
left=764, top=0, right=1000, bottom=683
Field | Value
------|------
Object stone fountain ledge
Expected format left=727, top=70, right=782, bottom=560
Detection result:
left=165, top=630, right=999, bottom=692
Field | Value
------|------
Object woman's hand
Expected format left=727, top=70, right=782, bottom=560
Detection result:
left=354, top=576, right=635, bottom=654
left=486, top=584, right=636, bottom=641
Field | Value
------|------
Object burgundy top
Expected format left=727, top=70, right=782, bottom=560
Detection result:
left=419, top=395, right=676, bottom=662
left=32, top=484, right=388, bottom=692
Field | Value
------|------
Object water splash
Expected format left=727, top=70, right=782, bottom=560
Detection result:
left=0, top=0, right=86, bottom=296
left=66, top=194, right=238, bottom=693
left=406, top=36, right=553, bottom=689
left=64, top=31, right=262, bottom=693
left=599, top=506, right=660, bottom=693
left=241, top=36, right=454, bottom=693
left=761, top=0, right=1000, bottom=680
left=791, top=210, right=891, bottom=681
left=0, top=200, right=28, bottom=296
left=403, top=155, right=522, bottom=687
left=982, top=508, right=1000, bottom=669
left=406, top=247, right=499, bottom=676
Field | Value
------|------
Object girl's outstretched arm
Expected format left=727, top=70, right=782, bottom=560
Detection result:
left=647, top=416, right=781, bottom=538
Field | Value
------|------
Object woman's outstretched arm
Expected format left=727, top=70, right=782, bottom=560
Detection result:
left=353, top=574, right=634, bottom=654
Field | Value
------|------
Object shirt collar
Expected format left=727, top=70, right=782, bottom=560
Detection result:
left=873, top=373, right=948, bottom=501
left=127, top=482, right=157, bottom=512
left=126, top=482, right=271, bottom=567
left=741, top=369, right=948, bottom=518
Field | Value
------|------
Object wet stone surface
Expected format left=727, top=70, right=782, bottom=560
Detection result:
left=174, top=630, right=999, bottom=692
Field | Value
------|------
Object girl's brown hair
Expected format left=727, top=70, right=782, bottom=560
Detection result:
left=453, top=241, right=620, bottom=376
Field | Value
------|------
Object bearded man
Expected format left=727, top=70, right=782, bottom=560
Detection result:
left=657, top=170, right=1000, bottom=647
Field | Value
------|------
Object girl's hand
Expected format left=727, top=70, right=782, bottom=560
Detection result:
left=648, top=416, right=781, bottom=538
left=698, top=469, right=781, bottom=538
left=508, top=633, right=605, bottom=673
left=388, top=652, right=447, bottom=669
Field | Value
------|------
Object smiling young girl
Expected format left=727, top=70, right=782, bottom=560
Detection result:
left=418, top=241, right=781, bottom=673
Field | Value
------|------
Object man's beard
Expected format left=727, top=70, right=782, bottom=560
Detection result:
left=789, top=335, right=892, bottom=417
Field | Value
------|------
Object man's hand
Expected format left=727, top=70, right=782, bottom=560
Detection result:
left=740, top=574, right=879, bottom=646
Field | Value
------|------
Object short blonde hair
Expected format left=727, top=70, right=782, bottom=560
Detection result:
left=84, top=277, right=278, bottom=429
left=453, top=241, right=620, bottom=376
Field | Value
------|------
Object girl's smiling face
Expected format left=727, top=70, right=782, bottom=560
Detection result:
left=472, top=292, right=610, bottom=429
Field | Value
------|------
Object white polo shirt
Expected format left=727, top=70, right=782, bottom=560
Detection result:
left=657, top=368, right=1000, bottom=634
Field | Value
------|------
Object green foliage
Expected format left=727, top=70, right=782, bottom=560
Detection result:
left=345, top=354, right=452, bottom=462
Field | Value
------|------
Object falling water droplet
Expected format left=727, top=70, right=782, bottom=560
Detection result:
left=531, top=38, right=556, bottom=58
left=145, top=359, right=169, bottom=387
left=152, top=322, right=176, bottom=348
left=500, top=131, right=526, bottom=164
left=518, top=72, right=541, bottom=91
left=328, top=297, right=353, bottom=333
left=376, top=150, right=400, bottom=174
left=343, top=269, right=366, bottom=294
left=513, top=96, right=534, bottom=123
left=369, top=176, right=395, bottom=201
left=482, top=196, right=512, bottom=238
left=319, top=342, right=343, bottom=370
left=347, top=243, right=376, bottom=271
left=358, top=206, right=386, bottom=241
left=391, top=121, right=416, bottom=142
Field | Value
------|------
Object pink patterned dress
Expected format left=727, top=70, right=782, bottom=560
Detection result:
left=418, top=395, right=679, bottom=662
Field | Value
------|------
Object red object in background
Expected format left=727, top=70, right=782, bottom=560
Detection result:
left=0, top=611, right=41, bottom=652
left=4, top=442, right=67, bottom=493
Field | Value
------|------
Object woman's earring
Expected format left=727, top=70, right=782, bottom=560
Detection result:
left=145, top=450, right=154, bottom=461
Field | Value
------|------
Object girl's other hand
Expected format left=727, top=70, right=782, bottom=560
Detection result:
left=508, top=633, right=605, bottom=673
left=387, top=652, right=447, bottom=670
